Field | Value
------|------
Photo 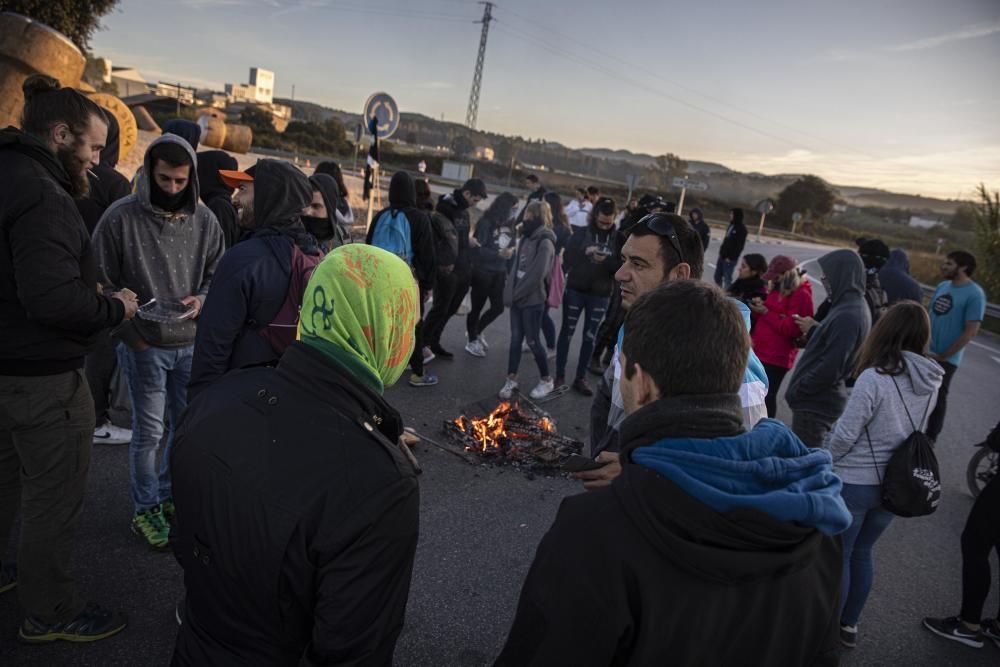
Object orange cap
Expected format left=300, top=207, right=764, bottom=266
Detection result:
left=218, top=169, right=253, bottom=189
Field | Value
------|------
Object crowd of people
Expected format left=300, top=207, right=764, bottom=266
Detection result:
left=1, top=76, right=998, bottom=664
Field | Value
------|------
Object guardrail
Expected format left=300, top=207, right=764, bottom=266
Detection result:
left=921, top=284, right=1000, bottom=320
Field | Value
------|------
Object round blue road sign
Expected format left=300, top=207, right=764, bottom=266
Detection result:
left=363, top=92, right=399, bottom=140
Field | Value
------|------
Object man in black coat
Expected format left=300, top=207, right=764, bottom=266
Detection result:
left=496, top=281, right=849, bottom=666
left=714, top=206, right=747, bottom=290
left=196, top=149, right=241, bottom=249
left=0, top=75, right=136, bottom=643
left=172, top=244, right=420, bottom=666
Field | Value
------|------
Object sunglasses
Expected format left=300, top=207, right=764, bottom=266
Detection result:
left=637, top=213, right=684, bottom=264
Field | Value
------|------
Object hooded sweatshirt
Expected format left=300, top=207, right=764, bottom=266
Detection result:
left=497, top=394, right=845, bottom=666
left=436, top=189, right=474, bottom=272
left=472, top=207, right=516, bottom=275
left=305, top=173, right=346, bottom=252
left=0, top=127, right=125, bottom=376
left=196, top=150, right=241, bottom=249
left=879, top=248, right=923, bottom=305
left=189, top=159, right=319, bottom=397
left=563, top=221, right=621, bottom=297
left=689, top=207, right=711, bottom=250
left=162, top=119, right=202, bottom=151
left=785, top=249, right=871, bottom=419
left=76, top=110, right=131, bottom=234
left=93, top=134, right=225, bottom=348
left=504, top=221, right=556, bottom=308
left=718, top=208, right=747, bottom=261
left=366, top=172, right=436, bottom=293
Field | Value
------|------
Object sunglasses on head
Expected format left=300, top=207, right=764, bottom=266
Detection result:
left=637, top=213, right=685, bottom=264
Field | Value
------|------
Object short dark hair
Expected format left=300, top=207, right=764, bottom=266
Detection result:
left=21, top=74, right=106, bottom=138
left=628, top=214, right=705, bottom=280
left=149, top=141, right=192, bottom=170
left=586, top=185, right=600, bottom=196
left=947, top=250, right=977, bottom=277
left=743, top=253, right=768, bottom=275
left=525, top=174, right=539, bottom=183
left=623, top=281, right=749, bottom=397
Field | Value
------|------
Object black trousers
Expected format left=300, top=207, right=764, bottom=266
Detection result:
left=960, top=473, right=1000, bottom=623
left=762, top=363, right=790, bottom=419
left=424, top=267, right=471, bottom=349
left=409, top=301, right=426, bottom=376
left=84, top=331, right=116, bottom=428
left=466, top=270, right=506, bottom=341
left=926, top=361, right=957, bottom=442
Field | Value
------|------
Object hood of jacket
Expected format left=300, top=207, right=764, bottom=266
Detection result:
left=0, top=126, right=72, bottom=193
left=437, top=190, right=469, bottom=221
left=818, top=249, right=865, bottom=306
left=305, top=173, right=342, bottom=244
left=526, top=222, right=557, bottom=244
left=901, top=350, right=945, bottom=398
left=162, top=119, right=201, bottom=150
left=99, top=110, right=121, bottom=168
left=689, top=207, right=703, bottom=222
left=882, top=248, right=911, bottom=274
left=137, top=134, right=200, bottom=216
left=730, top=207, right=744, bottom=226
left=253, top=159, right=312, bottom=230
left=388, top=171, right=416, bottom=209
left=196, top=150, right=238, bottom=203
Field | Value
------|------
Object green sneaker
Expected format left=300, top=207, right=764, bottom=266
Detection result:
left=19, top=602, right=127, bottom=643
left=0, top=562, right=17, bottom=594
left=131, top=507, right=170, bottom=551
left=160, top=498, right=175, bottom=525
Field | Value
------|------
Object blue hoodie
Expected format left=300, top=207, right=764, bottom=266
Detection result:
left=632, top=419, right=851, bottom=536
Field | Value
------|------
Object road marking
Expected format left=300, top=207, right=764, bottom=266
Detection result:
left=970, top=340, right=998, bottom=352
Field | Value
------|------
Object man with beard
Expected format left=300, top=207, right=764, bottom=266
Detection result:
left=93, top=135, right=224, bottom=551
left=0, top=75, right=137, bottom=643
left=189, top=160, right=324, bottom=398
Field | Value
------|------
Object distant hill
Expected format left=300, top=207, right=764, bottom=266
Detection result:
left=579, top=148, right=732, bottom=175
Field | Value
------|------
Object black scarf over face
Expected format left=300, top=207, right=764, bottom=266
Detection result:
left=151, top=180, right=190, bottom=212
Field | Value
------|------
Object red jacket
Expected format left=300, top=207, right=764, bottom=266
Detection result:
left=752, top=281, right=815, bottom=369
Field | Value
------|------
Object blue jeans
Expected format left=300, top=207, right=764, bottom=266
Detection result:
left=840, top=483, right=894, bottom=626
left=556, top=289, right=609, bottom=381
left=117, top=344, right=193, bottom=512
left=508, top=304, right=548, bottom=377
left=714, top=258, right=737, bottom=290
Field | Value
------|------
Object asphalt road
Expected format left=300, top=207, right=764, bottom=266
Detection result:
left=1, top=230, right=998, bottom=666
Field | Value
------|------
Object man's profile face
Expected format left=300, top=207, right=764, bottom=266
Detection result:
left=53, top=114, right=107, bottom=197
left=463, top=190, right=484, bottom=207
left=615, top=234, right=667, bottom=309
left=233, top=181, right=255, bottom=228
left=526, top=179, right=538, bottom=192
left=941, top=258, right=962, bottom=280
left=152, top=161, right=190, bottom=196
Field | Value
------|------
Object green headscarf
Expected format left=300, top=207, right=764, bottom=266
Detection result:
left=298, top=244, right=418, bottom=394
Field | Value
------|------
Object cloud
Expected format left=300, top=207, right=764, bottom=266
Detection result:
left=886, top=20, right=1000, bottom=53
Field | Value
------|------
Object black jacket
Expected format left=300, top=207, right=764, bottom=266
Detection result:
left=189, top=160, right=320, bottom=399
left=0, top=127, right=124, bottom=376
left=366, top=172, right=436, bottom=293
left=305, top=173, right=347, bottom=252
left=718, top=208, right=748, bottom=261
left=436, top=189, right=473, bottom=273
left=471, top=211, right=516, bottom=274
left=76, top=111, right=131, bottom=234
left=689, top=207, right=711, bottom=250
left=564, top=224, right=621, bottom=298
left=172, top=342, right=420, bottom=666
left=496, top=396, right=842, bottom=667
left=197, top=150, right=241, bottom=249
left=729, top=275, right=768, bottom=306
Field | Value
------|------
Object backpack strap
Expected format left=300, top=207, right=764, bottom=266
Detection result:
left=864, top=426, right=883, bottom=485
left=890, top=376, right=917, bottom=432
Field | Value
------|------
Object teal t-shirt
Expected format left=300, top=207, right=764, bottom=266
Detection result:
left=929, top=280, right=986, bottom=366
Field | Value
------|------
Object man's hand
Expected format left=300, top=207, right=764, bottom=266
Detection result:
left=749, top=298, right=767, bottom=315
left=570, top=452, right=621, bottom=491
left=111, top=290, right=139, bottom=320
left=179, top=296, right=202, bottom=320
left=469, top=237, right=481, bottom=248
left=500, top=247, right=515, bottom=260
left=585, top=245, right=599, bottom=257
left=793, top=314, right=817, bottom=335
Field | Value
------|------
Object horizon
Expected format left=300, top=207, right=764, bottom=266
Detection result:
left=91, top=0, right=1000, bottom=200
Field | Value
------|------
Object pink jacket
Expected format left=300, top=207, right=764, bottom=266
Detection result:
left=751, top=281, right=815, bottom=369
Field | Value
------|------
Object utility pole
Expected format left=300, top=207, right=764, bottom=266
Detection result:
left=465, top=2, right=494, bottom=130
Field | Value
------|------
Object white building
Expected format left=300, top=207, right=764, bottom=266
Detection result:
left=111, top=67, right=151, bottom=98
left=226, top=67, right=275, bottom=105
left=909, top=215, right=942, bottom=230
left=155, top=82, right=196, bottom=105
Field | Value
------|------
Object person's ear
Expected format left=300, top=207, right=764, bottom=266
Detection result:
left=668, top=263, right=691, bottom=281
left=632, top=362, right=661, bottom=407
left=51, top=122, right=72, bottom=148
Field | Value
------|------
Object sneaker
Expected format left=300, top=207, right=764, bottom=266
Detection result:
left=132, top=507, right=170, bottom=551
left=572, top=377, right=594, bottom=396
left=0, top=562, right=16, bottom=594
left=522, top=341, right=531, bottom=353
left=19, top=602, right=127, bottom=643
left=981, top=618, right=1000, bottom=648
left=499, top=378, right=519, bottom=400
left=477, top=334, right=489, bottom=351
left=430, top=344, right=454, bottom=359
left=529, top=379, right=555, bottom=400
left=546, top=347, right=557, bottom=360
left=922, top=616, right=984, bottom=648
left=160, top=498, right=176, bottom=525
left=409, top=373, right=439, bottom=387
left=93, top=422, right=132, bottom=445
left=554, top=377, right=566, bottom=389
left=839, top=624, right=857, bottom=648
left=422, top=347, right=436, bottom=365
left=465, top=339, right=487, bottom=358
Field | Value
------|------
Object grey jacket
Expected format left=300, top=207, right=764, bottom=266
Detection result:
left=93, top=135, right=224, bottom=348
left=829, top=352, right=942, bottom=485
left=504, top=224, right=556, bottom=308
left=785, top=250, right=871, bottom=420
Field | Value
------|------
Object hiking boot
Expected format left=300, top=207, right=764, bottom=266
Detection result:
left=93, top=422, right=132, bottom=445
left=19, top=602, right=127, bottom=644
left=529, top=379, right=555, bottom=400
left=499, top=378, right=518, bottom=400
left=409, top=373, right=439, bottom=387
left=132, top=507, right=170, bottom=551
left=430, top=344, right=453, bottom=359
left=0, top=562, right=16, bottom=595
left=922, top=616, right=984, bottom=648
left=160, top=498, right=176, bottom=525
left=464, top=339, right=487, bottom=358
left=839, top=624, right=857, bottom=648
left=572, top=377, right=594, bottom=396
left=422, top=347, right=436, bottom=365
left=981, top=618, right=1000, bottom=648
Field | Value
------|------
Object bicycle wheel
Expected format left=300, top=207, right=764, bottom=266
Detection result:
left=966, top=446, right=999, bottom=498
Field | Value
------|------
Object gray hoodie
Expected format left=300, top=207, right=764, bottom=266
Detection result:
left=93, top=135, right=224, bottom=347
left=504, top=223, right=556, bottom=308
left=828, top=351, right=943, bottom=485
left=785, top=249, right=872, bottom=420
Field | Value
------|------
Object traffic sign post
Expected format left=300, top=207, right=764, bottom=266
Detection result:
left=362, top=93, right=397, bottom=233
left=790, top=211, right=803, bottom=235
left=671, top=176, right=708, bottom=216
left=755, top=199, right=774, bottom=242
left=625, top=173, right=640, bottom=203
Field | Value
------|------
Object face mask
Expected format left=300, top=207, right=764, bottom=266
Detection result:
left=150, top=181, right=188, bottom=212
left=302, top=215, right=334, bottom=240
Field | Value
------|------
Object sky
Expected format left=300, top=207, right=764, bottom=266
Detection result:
left=91, top=0, right=1000, bottom=199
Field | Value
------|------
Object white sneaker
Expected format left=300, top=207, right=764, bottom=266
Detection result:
left=465, top=339, right=487, bottom=358
left=93, top=422, right=132, bottom=445
left=499, top=378, right=519, bottom=400
left=522, top=341, right=531, bottom=353
left=422, top=347, right=436, bottom=365
left=529, top=379, right=555, bottom=399
left=478, top=334, right=489, bottom=351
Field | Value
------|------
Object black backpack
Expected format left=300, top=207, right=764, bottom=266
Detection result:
left=865, top=377, right=940, bottom=517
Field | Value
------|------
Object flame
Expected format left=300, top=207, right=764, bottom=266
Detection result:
left=454, top=401, right=558, bottom=455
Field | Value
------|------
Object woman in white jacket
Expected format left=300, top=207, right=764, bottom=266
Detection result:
left=827, top=301, right=944, bottom=649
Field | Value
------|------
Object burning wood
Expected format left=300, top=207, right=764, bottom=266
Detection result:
left=444, top=400, right=582, bottom=470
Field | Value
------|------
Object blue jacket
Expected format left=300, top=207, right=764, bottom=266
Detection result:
left=879, top=248, right=923, bottom=305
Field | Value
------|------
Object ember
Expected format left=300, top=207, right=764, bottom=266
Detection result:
left=444, top=399, right=582, bottom=470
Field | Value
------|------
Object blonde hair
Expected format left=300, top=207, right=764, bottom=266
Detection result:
left=524, top=201, right=553, bottom=229
left=779, top=268, right=801, bottom=296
